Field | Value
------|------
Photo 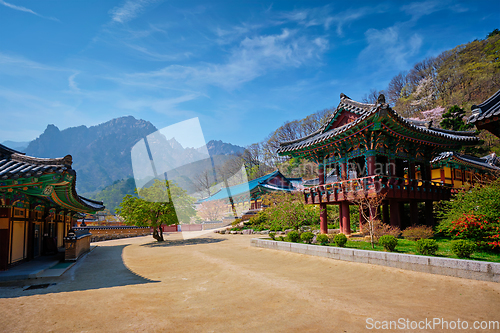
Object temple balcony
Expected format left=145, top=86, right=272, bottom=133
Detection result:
left=302, top=175, right=454, bottom=205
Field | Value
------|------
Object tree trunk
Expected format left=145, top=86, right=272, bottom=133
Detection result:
left=369, top=220, right=375, bottom=249
left=152, top=226, right=164, bottom=242
left=159, top=225, right=164, bottom=241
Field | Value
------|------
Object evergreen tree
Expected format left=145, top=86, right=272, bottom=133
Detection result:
left=440, top=105, right=473, bottom=131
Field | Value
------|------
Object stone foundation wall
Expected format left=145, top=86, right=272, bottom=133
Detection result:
left=251, top=238, right=500, bottom=283
left=75, top=227, right=151, bottom=242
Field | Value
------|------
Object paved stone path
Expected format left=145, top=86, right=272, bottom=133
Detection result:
left=1, top=233, right=499, bottom=332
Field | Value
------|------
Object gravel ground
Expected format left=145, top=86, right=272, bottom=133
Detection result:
left=0, top=233, right=499, bottom=332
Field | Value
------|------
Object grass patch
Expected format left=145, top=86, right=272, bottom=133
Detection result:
left=272, top=237, right=500, bottom=263
left=343, top=238, right=500, bottom=263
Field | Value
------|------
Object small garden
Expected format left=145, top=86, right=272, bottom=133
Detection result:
left=241, top=179, right=500, bottom=263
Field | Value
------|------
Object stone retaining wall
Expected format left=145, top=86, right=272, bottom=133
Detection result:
left=251, top=238, right=500, bottom=283
left=75, top=227, right=151, bottom=242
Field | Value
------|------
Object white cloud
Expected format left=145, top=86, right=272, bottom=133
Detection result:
left=280, top=5, right=385, bottom=36
left=0, top=0, right=59, bottom=21
left=0, top=52, right=67, bottom=72
left=123, top=43, right=192, bottom=61
left=359, top=26, right=423, bottom=71
left=401, top=0, right=468, bottom=21
left=124, top=28, right=329, bottom=90
left=116, top=94, right=201, bottom=117
left=214, top=23, right=262, bottom=45
left=110, top=0, right=161, bottom=24
left=68, top=73, right=80, bottom=92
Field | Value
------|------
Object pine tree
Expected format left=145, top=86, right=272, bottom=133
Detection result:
left=440, top=105, right=473, bottom=131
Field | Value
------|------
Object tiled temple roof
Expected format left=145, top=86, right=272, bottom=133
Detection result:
left=0, top=143, right=104, bottom=213
left=431, top=151, right=500, bottom=171
left=0, top=145, right=72, bottom=180
left=468, top=88, right=500, bottom=124
left=278, top=94, right=478, bottom=154
left=200, top=170, right=294, bottom=202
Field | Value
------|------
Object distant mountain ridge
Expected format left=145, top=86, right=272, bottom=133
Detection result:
left=203, top=140, right=245, bottom=156
left=1, top=140, right=29, bottom=152
left=21, top=116, right=245, bottom=195
left=25, top=116, right=158, bottom=195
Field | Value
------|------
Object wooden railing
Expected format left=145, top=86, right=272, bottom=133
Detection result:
left=303, top=176, right=453, bottom=204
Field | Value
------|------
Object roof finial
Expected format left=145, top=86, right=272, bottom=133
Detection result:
left=377, top=94, right=386, bottom=104
left=340, top=93, right=350, bottom=100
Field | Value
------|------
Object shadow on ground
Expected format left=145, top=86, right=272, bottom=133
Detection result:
left=141, top=237, right=226, bottom=248
left=0, top=244, right=159, bottom=298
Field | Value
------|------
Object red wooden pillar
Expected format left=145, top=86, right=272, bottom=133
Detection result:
left=338, top=203, right=344, bottom=234
left=340, top=160, right=347, bottom=180
left=388, top=158, right=396, bottom=176
left=319, top=163, right=328, bottom=234
left=440, top=168, right=445, bottom=183
left=0, top=207, right=9, bottom=270
left=408, top=161, right=416, bottom=179
left=341, top=201, right=351, bottom=235
left=367, top=155, right=376, bottom=176
left=319, top=163, right=325, bottom=185
left=320, top=204, right=328, bottom=234
left=425, top=164, right=432, bottom=181
left=389, top=199, right=401, bottom=228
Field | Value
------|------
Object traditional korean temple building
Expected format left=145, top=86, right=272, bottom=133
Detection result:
left=430, top=152, right=500, bottom=187
left=0, top=144, right=104, bottom=270
left=277, top=93, right=480, bottom=234
left=468, top=88, right=500, bottom=138
left=200, top=170, right=296, bottom=211
left=303, top=151, right=499, bottom=189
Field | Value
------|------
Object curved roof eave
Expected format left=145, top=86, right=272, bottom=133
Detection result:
left=278, top=96, right=479, bottom=155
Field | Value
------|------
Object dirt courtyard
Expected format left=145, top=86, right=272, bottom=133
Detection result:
left=0, top=233, right=499, bottom=332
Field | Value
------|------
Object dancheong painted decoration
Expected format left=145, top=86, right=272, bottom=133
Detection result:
left=277, top=93, right=496, bottom=235
left=0, top=144, right=104, bottom=270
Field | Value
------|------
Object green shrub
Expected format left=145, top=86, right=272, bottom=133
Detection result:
left=262, top=192, right=319, bottom=231
left=231, top=218, right=242, bottom=226
left=402, top=225, right=434, bottom=241
left=286, top=231, right=300, bottom=242
left=300, top=232, right=314, bottom=244
left=278, top=236, right=284, bottom=241
left=416, top=239, right=439, bottom=255
left=316, top=234, right=329, bottom=245
left=333, top=233, right=347, bottom=247
left=451, top=240, right=477, bottom=258
left=269, top=232, right=276, bottom=240
left=437, top=179, right=500, bottom=227
left=378, top=235, right=398, bottom=252
left=248, top=211, right=267, bottom=226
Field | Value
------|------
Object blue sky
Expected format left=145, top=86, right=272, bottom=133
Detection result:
left=0, top=0, right=498, bottom=147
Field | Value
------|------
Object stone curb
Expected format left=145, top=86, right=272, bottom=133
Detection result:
left=250, top=238, right=500, bottom=283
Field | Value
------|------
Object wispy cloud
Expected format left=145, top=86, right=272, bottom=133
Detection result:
left=124, top=43, right=192, bottom=61
left=0, top=0, right=59, bottom=21
left=359, top=26, right=423, bottom=71
left=401, top=0, right=469, bottom=21
left=0, top=52, right=68, bottom=72
left=214, top=23, right=263, bottom=45
left=110, top=0, right=161, bottom=24
left=68, top=73, right=80, bottom=92
left=124, top=28, right=329, bottom=90
left=280, top=5, right=386, bottom=36
left=116, top=94, right=202, bottom=117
